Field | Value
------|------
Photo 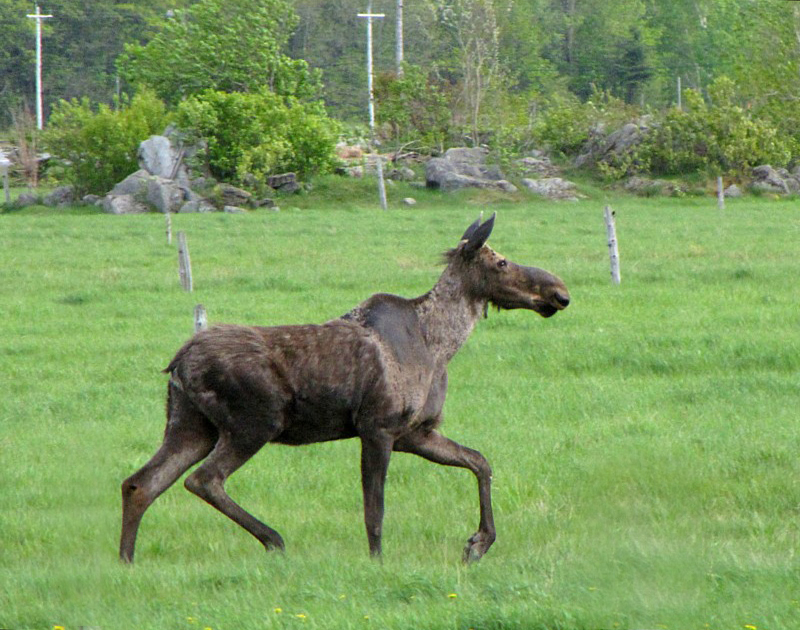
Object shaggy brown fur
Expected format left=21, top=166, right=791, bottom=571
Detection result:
left=119, top=213, right=569, bottom=564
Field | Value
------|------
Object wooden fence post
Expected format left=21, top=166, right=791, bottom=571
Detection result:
left=604, top=205, right=621, bottom=285
left=166, top=212, right=172, bottom=245
left=177, top=231, right=193, bottom=292
left=194, top=304, right=207, bottom=332
left=717, top=176, right=725, bottom=210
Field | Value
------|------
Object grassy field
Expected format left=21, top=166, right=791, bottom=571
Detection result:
left=1, top=187, right=799, bottom=630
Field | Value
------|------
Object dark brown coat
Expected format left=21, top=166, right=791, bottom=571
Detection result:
left=120, top=213, right=569, bottom=563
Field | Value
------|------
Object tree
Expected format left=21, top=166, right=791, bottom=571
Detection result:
left=118, top=0, right=321, bottom=104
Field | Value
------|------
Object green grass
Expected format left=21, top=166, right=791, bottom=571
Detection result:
left=1, top=190, right=799, bottom=630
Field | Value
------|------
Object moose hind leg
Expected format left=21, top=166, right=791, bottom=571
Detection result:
left=119, top=409, right=217, bottom=563
left=394, top=428, right=495, bottom=563
left=184, top=431, right=285, bottom=553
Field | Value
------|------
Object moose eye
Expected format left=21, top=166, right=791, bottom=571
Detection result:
left=497, top=259, right=508, bottom=269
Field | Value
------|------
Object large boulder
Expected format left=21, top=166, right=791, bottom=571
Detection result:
left=102, top=194, right=149, bottom=215
left=43, top=185, right=75, bottom=207
left=522, top=177, right=580, bottom=201
left=138, top=135, right=182, bottom=179
left=426, top=147, right=516, bottom=193
left=575, top=119, right=652, bottom=169
left=750, top=164, right=797, bottom=194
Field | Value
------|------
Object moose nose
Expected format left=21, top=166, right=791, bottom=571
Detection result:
left=554, top=291, right=570, bottom=308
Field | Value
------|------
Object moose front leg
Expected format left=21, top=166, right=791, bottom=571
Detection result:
left=360, top=433, right=394, bottom=558
left=394, top=428, right=496, bottom=563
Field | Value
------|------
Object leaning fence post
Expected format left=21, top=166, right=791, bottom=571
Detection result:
left=604, top=205, right=621, bottom=285
left=177, top=231, right=193, bottom=292
left=165, top=212, right=172, bottom=245
left=194, top=304, right=207, bottom=332
left=717, top=176, right=725, bottom=210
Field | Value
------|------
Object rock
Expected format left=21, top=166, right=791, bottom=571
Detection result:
left=518, top=155, right=559, bottom=177
left=425, top=147, right=512, bottom=192
left=16, top=192, right=39, bottom=207
left=43, top=185, right=75, bottom=207
left=387, top=166, right=416, bottom=181
left=522, top=177, right=580, bottom=201
left=575, top=119, right=651, bottom=169
left=82, top=194, right=101, bottom=205
left=109, top=169, right=151, bottom=197
left=223, top=205, right=247, bottom=214
left=724, top=184, right=743, bottom=198
left=268, top=172, right=301, bottom=194
left=138, top=135, right=182, bottom=179
left=751, top=164, right=791, bottom=194
left=255, top=198, right=278, bottom=209
left=402, top=197, right=417, bottom=206
left=216, top=183, right=252, bottom=208
left=179, top=199, right=216, bottom=213
left=621, top=176, right=684, bottom=197
left=147, top=176, right=186, bottom=213
left=102, top=194, right=149, bottom=215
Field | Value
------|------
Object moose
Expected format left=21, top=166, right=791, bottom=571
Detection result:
left=120, top=213, right=570, bottom=564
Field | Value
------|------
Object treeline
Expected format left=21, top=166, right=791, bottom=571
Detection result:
left=3, top=0, right=800, bottom=185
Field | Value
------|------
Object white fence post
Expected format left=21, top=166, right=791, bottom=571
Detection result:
left=604, top=205, right=621, bottom=285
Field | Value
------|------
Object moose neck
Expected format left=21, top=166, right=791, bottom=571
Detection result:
left=415, top=264, right=486, bottom=364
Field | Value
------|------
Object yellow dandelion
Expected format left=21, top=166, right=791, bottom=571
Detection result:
left=274, top=607, right=283, bottom=614
left=54, top=626, right=65, bottom=630
left=296, top=613, right=307, bottom=620
left=744, top=625, right=757, bottom=630
left=448, top=593, right=458, bottom=599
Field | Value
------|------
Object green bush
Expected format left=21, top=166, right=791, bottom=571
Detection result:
left=602, top=78, right=794, bottom=178
left=175, top=89, right=339, bottom=184
left=43, top=91, right=167, bottom=195
left=375, top=65, right=451, bottom=150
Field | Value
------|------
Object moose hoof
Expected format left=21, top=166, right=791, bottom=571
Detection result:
left=462, top=531, right=495, bottom=564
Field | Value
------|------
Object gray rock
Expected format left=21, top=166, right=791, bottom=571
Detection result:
left=724, top=184, right=743, bottom=198
left=43, top=185, right=75, bottom=207
left=425, top=147, right=511, bottom=192
left=622, top=176, right=684, bottom=197
left=751, top=164, right=791, bottom=194
left=518, top=155, right=559, bottom=177
left=223, top=205, right=247, bottom=214
left=82, top=194, right=101, bottom=205
left=138, top=135, right=181, bottom=179
left=388, top=166, right=416, bottom=181
left=402, top=197, right=417, bottom=206
left=146, top=176, right=186, bottom=213
left=179, top=199, right=216, bottom=213
left=16, top=192, right=39, bottom=207
left=109, top=169, right=151, bottom=198
left=217, top=183, right=252, bottom=208
left=522, top=177, right=580, bottom=201
left=102, top=194, right=149, bottom=215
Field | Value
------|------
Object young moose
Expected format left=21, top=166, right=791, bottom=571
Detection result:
left=120, top=214, right=570, bottom=564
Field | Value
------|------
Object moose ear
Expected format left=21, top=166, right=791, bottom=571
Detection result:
left=462, top=212, right=496, bottom=254
left=459, top=215, right=483, bottom=244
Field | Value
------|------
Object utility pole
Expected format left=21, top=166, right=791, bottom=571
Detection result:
left=396, top=0, right=404, bottom=76
left=357, top=3, right=388, bottom=210
left=27, top=3, right=53, bottom=130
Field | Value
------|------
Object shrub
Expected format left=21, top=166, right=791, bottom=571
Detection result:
left=375, top=65, right=451, bottom=150
left=43, top=91, right=167, bottom=195
left=174, top=89, right=339, bottom=184
left=602, top=78, right=794, bottom=178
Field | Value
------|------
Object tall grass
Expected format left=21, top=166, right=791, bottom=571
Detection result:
left=1, top=193, right=799, bottom=630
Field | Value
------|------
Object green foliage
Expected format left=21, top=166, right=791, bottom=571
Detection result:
left=118, top=0, right=320, bottom=104
left=42, top=90, right=167, bottom=195
left=602, top=78, right=794, bottom=178
left=175, top=89, right=339, bottom=183
left=375, top=65, right=452, bottom=150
